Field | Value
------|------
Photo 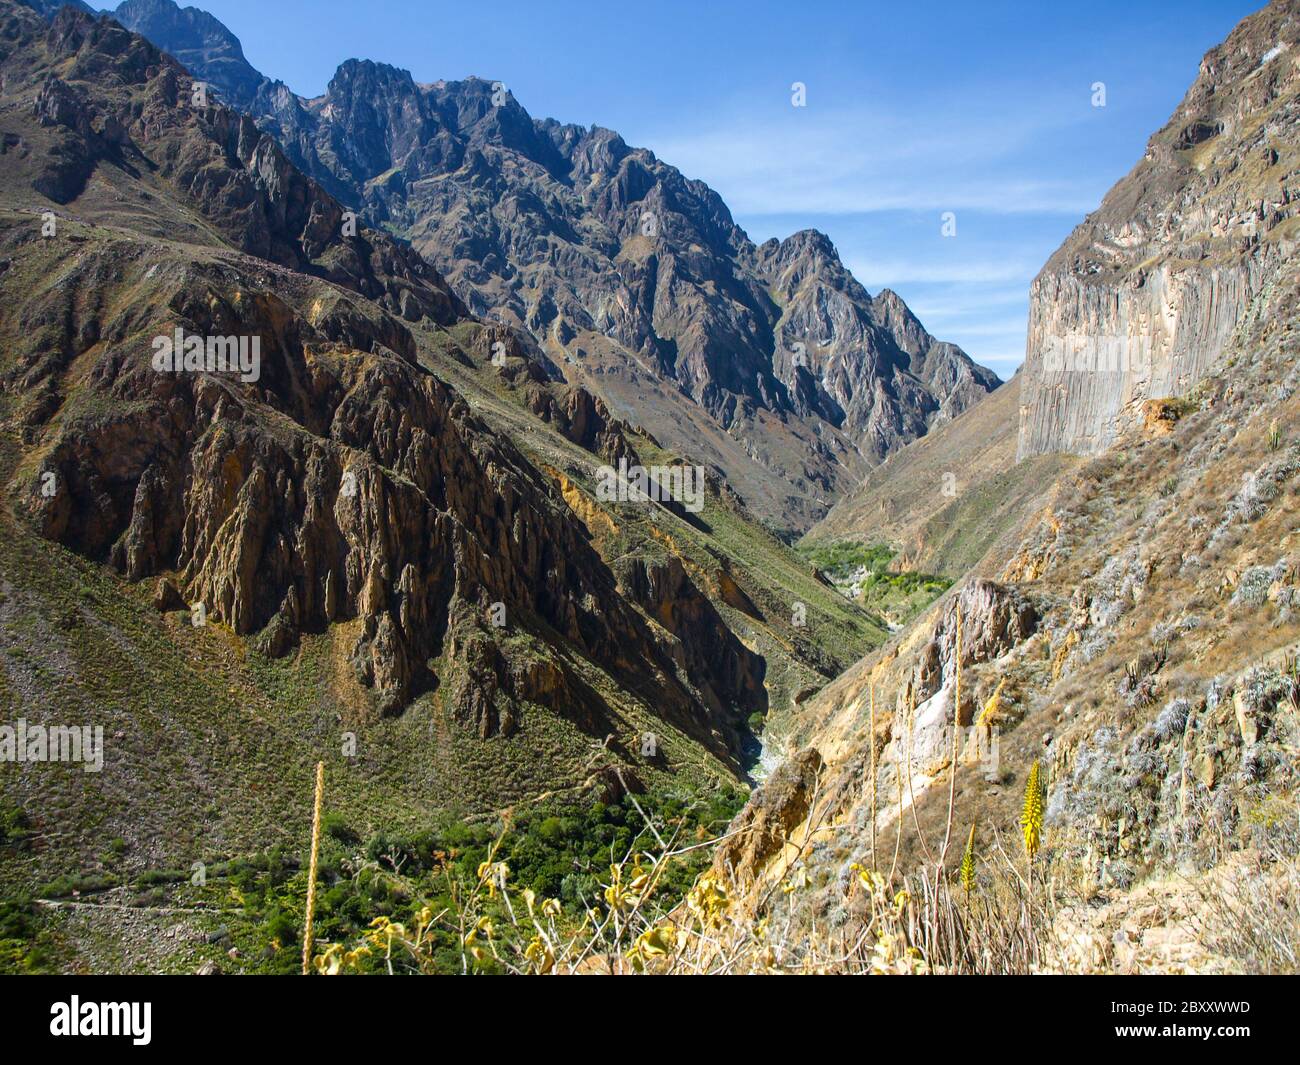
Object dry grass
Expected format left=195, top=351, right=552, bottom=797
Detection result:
left=308, top=804, right=1060, bottom=975
left=309, top=611, right=1062, bottom=976
left=1186, top=789, right=1300, bottom=974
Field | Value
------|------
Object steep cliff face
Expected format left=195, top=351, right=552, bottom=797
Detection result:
left=704, top=2, right=1300, bottom=973
left=1018, top=0, right=1300, bottom=459
left=0, top=1, right=778, bottom=763
left=97, top=0, right=999, bottom=530
left=759, top=267, right=1300, bottom=963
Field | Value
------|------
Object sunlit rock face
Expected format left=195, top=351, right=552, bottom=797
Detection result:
left=104, top=0, right=999, bottom=531
left=1018, top=2, right=1300, bottom=459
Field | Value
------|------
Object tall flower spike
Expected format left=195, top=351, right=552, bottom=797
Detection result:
left=1020, top=760, right=1044, bottom=861
left=869, top=678, right=877, bottom=873
left=302, top=760, right=325, bottom=975
left=941, top=601, right=962, bottom=864
left=959, top=823, right=976, bottom=898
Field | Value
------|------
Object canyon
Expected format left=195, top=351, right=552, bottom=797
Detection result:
left=0, top=0, right=1296, bottom=976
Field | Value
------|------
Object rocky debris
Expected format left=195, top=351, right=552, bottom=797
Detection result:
left=1142, top=398, right=1185, bottom=436
left=715, top=747, right=824, bottom=885
left=1049, top=854, right=1271, bottom=974
left=152, top=577, right=184, bottom=612
left=914, top=580, right=1040, bottom=710
left=1233, top=688, right=1261, bottom=746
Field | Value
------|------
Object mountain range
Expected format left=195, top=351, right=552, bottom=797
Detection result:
left=81, top=0, right=999, bottom=533
left=2, top=0, right=1297, bottom=977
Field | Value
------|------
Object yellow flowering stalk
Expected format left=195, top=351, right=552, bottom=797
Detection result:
left=959, top=823, right=976, bottom=899
left=301, top=760, right=324, bottom=975
left=1020, top=759, right=1045, bottom=861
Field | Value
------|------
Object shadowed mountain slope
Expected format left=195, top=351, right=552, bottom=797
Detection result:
left=0, top=0, right=889, bottom=903
left=102, top=0, right=1000, bottom=533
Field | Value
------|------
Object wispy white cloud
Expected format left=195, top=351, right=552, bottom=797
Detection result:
left=980, top=355, right=1026, bottom=369
left=906, top=285, right=1030, bottom=322
left=637, top=88, right=1103, bottom=374
left=925, top=316, right=1031, bottom=338
left=642, top=97, right=1108, bottom=218
left=844, top=257, right=1039, bottom=287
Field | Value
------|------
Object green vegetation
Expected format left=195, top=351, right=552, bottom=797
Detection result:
left=4, top=785, right=744, bottom=975
left=0, top=802, right=33, bottom=848
left=0, top=896, right=63, bottom=974
left=797, top=541, right=896, bottom=582
left=796, top=540, right=952, bottom=625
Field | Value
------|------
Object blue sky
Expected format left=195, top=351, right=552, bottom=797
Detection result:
left=179, top=0, right=1261, bottom=377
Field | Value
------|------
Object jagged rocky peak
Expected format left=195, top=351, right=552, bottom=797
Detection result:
left=757, top=227, right=845, bottom=275
left=0, top=0, right=769, bottom=757
left=110, top=0, right=266, bottom=111
left=1018, top=0, right=1300, bottom=459
left=47, top=0, right=1000, bottom=531
left=24, top=3, right=465, bottom=323
left=754, top=228, right=1000, bottom=454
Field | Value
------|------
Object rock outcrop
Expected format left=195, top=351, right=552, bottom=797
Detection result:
left=714, top=747, right=824, bottom=885
left=95, top=0, right=1000, bottom=530
left=1018, top=0, right=1300, bottom=458
left=0, top=0, right=769, bottom=761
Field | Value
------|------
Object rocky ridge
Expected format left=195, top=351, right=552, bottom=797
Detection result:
left=102, top=0, right=1000, bottom=531
left=714, top=0, right=1300, bottom=973
left=0, top=0, right=780, bottom=761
